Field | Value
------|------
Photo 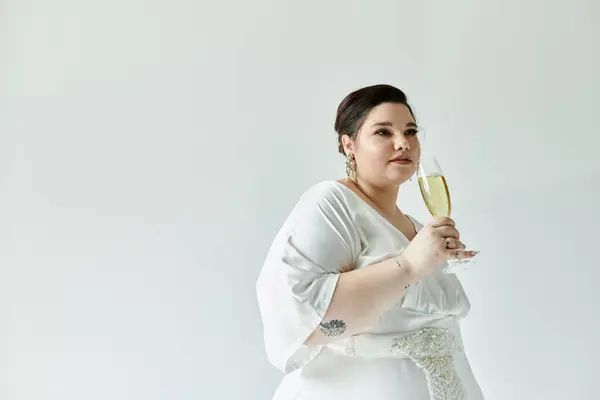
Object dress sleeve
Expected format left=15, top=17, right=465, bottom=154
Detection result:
left=256, top=182, right=360, bottom=373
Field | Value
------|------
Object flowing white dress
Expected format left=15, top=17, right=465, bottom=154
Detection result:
left=256, top=181, right=485, bottom=400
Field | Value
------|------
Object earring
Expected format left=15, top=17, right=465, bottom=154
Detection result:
left=345, top=153, right=357, bottom=180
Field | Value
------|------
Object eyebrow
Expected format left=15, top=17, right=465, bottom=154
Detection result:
left=371, top=121, right=418, bottom=128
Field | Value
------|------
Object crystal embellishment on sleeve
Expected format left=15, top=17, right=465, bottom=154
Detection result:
left=391, top=327, right=466, bottom=400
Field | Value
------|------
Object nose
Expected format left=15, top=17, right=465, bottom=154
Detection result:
left=394, top=134, right=410, bottom=151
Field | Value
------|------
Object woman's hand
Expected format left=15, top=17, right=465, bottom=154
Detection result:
left=397, top=217, right=476, bottom=281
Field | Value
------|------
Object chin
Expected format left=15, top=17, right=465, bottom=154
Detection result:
left=382, top=173, right=412, bottom=187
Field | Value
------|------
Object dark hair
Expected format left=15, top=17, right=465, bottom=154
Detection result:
left=334, top=84, right=416, bottom=154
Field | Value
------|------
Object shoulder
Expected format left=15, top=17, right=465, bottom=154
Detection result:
left=285, top=180, right=356, bottom=228
left=296, top=180, right=349, bottom=206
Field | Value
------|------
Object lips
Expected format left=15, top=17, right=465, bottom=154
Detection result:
left=390, top=156, right=412, bottom=163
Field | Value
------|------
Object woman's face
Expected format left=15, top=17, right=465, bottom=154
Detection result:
left=343, top=102, right=421, bottom=187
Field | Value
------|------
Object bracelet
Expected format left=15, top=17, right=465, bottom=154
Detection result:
left=393, top=257, right=411, bottom=290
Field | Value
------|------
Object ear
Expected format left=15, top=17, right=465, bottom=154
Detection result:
left=341, top=134, right=355, bottom=156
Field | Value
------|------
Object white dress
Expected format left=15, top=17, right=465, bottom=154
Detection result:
left=256, top=181, right=485, bottom=400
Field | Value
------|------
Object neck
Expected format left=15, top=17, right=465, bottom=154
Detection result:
left=353, top=178, right=401, bottom=218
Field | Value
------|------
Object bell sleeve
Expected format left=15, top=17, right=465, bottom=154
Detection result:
left=256, top=182, right=360, bottom=373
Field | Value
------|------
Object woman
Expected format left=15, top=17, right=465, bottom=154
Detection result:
left=256, top=84, right=485, bottom=400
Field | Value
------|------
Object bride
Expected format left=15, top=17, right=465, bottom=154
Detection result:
left=256, top=84, right=485, bottom=400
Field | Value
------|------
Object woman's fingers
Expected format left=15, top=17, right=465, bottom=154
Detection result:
left=431, top=217, right=455, bottom=228
left=443, top=238, right=465, bottom=251
left=443, top=238, right=478, bottom=259
left=449, top=250, right=479, bottom=260
left=436, top=225, right=460, bottom=240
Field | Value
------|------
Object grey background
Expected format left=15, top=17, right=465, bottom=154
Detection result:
left=1, top=0, right=598, bottom=399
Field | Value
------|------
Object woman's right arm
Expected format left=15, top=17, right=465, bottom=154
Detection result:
left=304, top=255, right=416, bottom=345
left=305, top=216, right=475, bottom=345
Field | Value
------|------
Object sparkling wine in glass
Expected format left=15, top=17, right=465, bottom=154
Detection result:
left=417, top=156, right=475, bottom=274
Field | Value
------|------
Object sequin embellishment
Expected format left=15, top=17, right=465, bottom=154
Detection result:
left=391, top=327, right=466, bottom=400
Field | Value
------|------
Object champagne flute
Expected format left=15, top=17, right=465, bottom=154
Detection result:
left=416, top=156, right=476, bottom=274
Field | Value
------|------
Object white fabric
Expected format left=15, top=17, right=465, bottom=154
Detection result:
left=256, top=181, right=485, bottom=400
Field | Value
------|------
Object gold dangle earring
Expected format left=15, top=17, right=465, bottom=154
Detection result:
left=345, top=153, right=357, bottom=180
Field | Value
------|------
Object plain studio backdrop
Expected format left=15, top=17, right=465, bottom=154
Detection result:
left=1, top=0, right=599, bottom=399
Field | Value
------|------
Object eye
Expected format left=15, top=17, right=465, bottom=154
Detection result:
left=405, top=129, right=419, bottom=136
left=375, top=128, right=392, bottom=136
